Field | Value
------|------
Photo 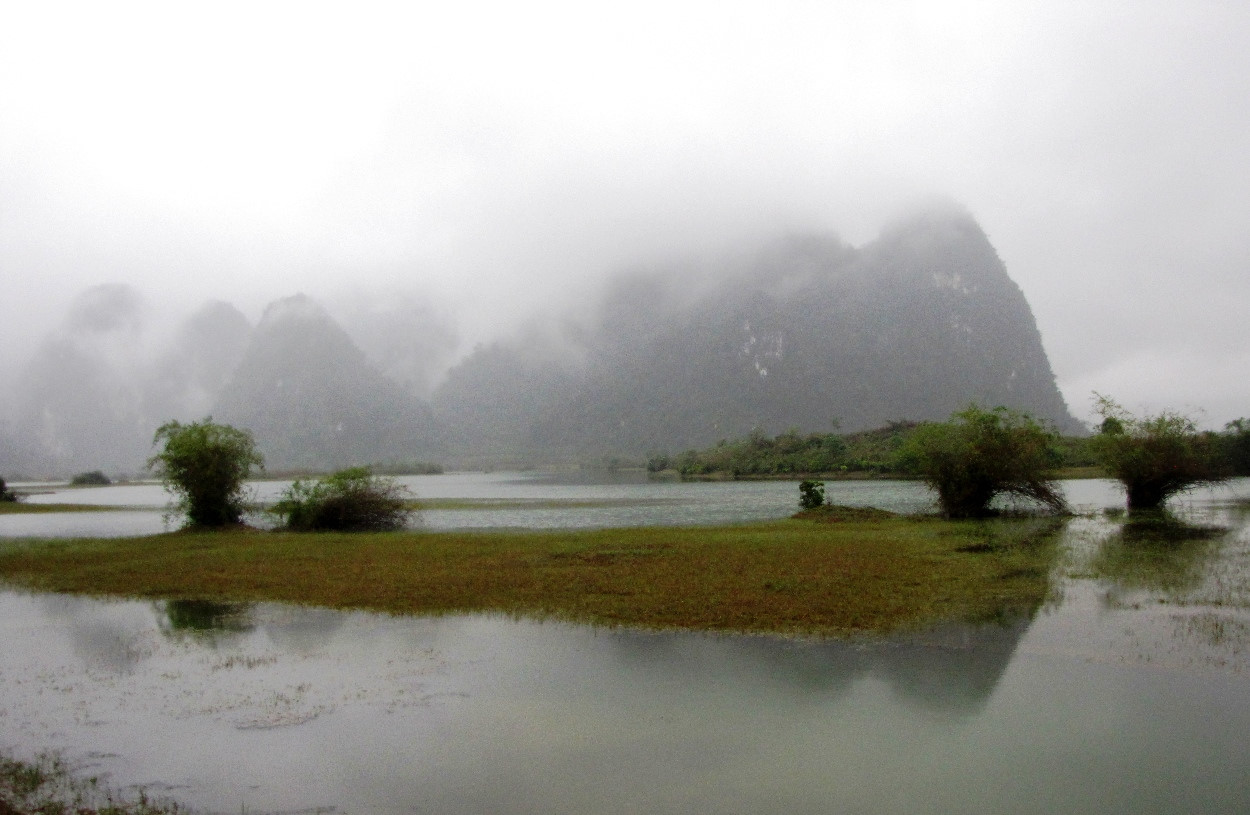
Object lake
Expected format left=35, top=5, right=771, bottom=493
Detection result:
left=0, top=471, right=1168, bottom=536
left=2, top=474, right=1250, bottom=813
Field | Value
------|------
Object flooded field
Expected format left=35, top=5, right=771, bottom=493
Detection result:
left=2, top=475, right=1249, bottom=813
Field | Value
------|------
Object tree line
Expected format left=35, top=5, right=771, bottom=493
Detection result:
left=654, top=397, right=1250, bottom=518
left=10, top=395, right=1247, bottom=529
left=653, top=406, right=1250, bottom=484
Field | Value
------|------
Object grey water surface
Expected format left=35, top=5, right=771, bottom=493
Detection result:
left=3, top=476, right=1250, bottom=813
left=5, top=471, right=946, bottom=536
left=0, top=471, right=1178, bottom=537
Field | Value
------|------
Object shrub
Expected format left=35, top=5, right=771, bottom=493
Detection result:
left=903, top=405, right=1067, bottom=518
left=1091, top=395, right=1229, bottom=511
left=1222, top=418, right=1250, bottom=476
left=798, top=479, right=827, bottom=510
left=0, top=477, right=17, bottom=502
left=272, top=467, right=411, bottom=531
left=70, top=470, right=111, bottom=486
left=147, top=418, right=264, bottom=528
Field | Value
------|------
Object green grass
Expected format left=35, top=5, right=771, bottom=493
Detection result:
left=0, top=516, right=1062, bottom=637
left=410, top=497, right=680, bottom=510
left=0, top=502, right=128, bottom=514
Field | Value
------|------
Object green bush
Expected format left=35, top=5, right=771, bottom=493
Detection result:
left=147, top=418, right=264, bottom=528
left=70, top=470, right=111, bottom=486
left=1091, top=395, right=1229, bottom=511
left=273, top=467, right=411, bottom=532
left=798, top=480, right=827, bottom=510
left=902, top=405, right=1067, bottom=519
left=1222, top=418, right=1250, bottom=476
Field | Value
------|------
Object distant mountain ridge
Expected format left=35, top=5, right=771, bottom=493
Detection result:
left=435, top=205, right=1079, bottom=461
left=0, top=205, right=1079, bottom=475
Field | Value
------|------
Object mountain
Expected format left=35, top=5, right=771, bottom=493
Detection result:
left=144, top=300, right=253, bottom=423
left=6, top=284, right=154, bottom=475
left=435, top=205, right=1079, bottom=461
left=2, top=205, right=1078, bottom=476
left=212, top=294, right=441, bottom=471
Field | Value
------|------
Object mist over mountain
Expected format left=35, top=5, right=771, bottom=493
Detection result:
left=6, top=285, right=154, bottom=474
left=144, top=300, right=253, bottom=422
left=326, top=290, right=459, bottom=400
left=437, top=204, right=1078, bottom=460
left=211, top=294, right=442, bottom=472
left=0, top=204, right=1077, bottom=476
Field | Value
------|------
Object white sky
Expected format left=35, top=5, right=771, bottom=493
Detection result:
left=2, top=0, right=1248, bottom=427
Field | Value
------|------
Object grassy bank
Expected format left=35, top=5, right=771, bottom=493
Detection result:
left=0, top=515, right=1061, bottom=636
left=0, top=502, right=127, bottom=514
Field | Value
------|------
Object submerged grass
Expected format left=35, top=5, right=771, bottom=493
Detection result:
left=0, top=751, right=182, bottom=814
left=411, top=497, right=681, bottom=510
left=0, top=502, right=128, bottom=514
left=0, top=517, right=1061, bottom=636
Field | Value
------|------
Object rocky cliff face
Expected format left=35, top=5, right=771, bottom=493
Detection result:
left=438, top=205, right=1078, bottom=459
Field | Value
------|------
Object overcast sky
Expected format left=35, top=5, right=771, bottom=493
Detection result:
left=2, top=0, right=1248, bottom=428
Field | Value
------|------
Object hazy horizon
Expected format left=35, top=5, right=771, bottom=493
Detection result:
left=4, top=1, right=1249, bottom=432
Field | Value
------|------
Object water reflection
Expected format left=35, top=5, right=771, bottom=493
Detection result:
left=4, top=478, right=1250, bottom=813
left=157, top=599, right=256, bottom=639
left=1089, top=513, right=1233, bottom=609
left=4, top=590, right=1250, bottom=814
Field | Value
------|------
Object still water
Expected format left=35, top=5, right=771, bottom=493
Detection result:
left=1, top=472, right=1155, bottom=537
left=2, top=476, right=1250, bottom=813
left=4, top=472, right=944, bottom=536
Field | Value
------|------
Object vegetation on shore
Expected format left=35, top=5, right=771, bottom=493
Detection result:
left=901, top=406, right=1067, bottom=518
left=147, top=418, right=264, bottom=528
left=649, top=408, right=1250, bottom=482
left=0, top=502, right=127, bottom=514
left=272, top=467, right=411, bottom=531
left=1, top=750, right=182, bottom=814
left=0, top=516, right=1061, bottom=637
left=69, top=470, right=112, bottom=486
left=1092, top=394, right=1232, bottom=510
left=649, top=421, right=920, bottom=478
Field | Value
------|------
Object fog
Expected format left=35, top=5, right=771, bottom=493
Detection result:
left=3, top=1, right=1249, bottom=434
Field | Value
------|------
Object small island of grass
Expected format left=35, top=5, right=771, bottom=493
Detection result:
left=0, top=514, right=1061, bottom=638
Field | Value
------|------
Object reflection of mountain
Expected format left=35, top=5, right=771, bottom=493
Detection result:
left=604, top=615, right=1036, bottom=717
left=261, top=606, right=348, bottom=653
left=36, top=592, right=156, bottom=674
